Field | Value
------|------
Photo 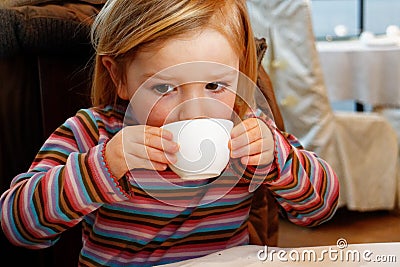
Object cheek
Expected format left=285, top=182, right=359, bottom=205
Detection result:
left=188, top=90, right=236, bottom=120
left=145, top=100, right=174, bottom=127
left=212, top=90, right=236, bottom=114
left=128, top=95, right=169, bottom=126
left=127, top=82, right=173, bottom=126
left=223, top=90, right=237, bottom=108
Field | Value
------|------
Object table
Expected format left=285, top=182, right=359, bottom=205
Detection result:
left=159, top=242, right=400, bottom=266
left=317, top=39, right=400, bottom=108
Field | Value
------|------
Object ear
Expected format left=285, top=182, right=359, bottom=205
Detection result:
left=101, top=56, right=130, bottom=100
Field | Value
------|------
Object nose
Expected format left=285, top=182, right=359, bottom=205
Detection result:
left=177, top=83, right=208, bottom=121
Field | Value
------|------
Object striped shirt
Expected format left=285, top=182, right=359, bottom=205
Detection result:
left=0, top=105, right=339, bottom=266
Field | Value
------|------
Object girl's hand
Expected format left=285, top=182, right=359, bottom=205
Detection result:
left=105, top=125, right=179, bottom=179
left=229, top=118, right=274, bottom=166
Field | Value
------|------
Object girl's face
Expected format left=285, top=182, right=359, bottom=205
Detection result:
left=109, top=28, right=240, bottom=127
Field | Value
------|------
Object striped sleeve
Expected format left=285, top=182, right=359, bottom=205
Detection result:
left=231, top=118, right=339, bottom=227
left=267, top=130, right=339, bottom=227
left=0, top=109, right=129, bottom=248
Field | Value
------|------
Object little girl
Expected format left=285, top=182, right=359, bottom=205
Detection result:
left=0, top=0, right=339, bottom=266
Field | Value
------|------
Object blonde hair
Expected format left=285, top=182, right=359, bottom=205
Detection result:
left=91, top=0, right=257, bottom=117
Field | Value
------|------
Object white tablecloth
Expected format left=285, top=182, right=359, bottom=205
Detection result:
left=317, top=40, right=400, bottom=108
left=159, top=242, right=400, bottom=266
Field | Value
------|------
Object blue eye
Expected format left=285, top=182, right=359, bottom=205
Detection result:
left=152, top=84, right=175, bottom=95
left=205, top=82, right=228, bottom=92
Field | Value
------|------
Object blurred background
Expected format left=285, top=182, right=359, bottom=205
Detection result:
left=311, top=0, right=400, bottom=40
left=248, top=0, right=400, bottom=249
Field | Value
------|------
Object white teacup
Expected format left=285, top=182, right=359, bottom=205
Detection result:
left=161, top=118, right=234, bottom=180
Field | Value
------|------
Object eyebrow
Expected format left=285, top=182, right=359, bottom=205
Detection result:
left=141, top=69, right=238, bottom=83
left=208, top=69, right=238, bottom=79
left=141, top=72, right=175, bottom=81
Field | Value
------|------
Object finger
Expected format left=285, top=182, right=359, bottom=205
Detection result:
left=123, top=134, right=179, bottom=154
left=126, top=143, right=177, bottom=165
left=146, top=146, right=177, bottom=164
left=230, top=118, right=259, bottom=138
left=144, top=125, right=173, bottom=140
left=145, top=127, right=178, bottom=153
left=231, top=138, right=274, bottom=159
left=230, top=126, right=262, bottom=151
left=144, top=126, right=176, bottom=143
left=123, top=126, right=178, bottom=154
left=231, top=139, right=268, bottom=158
left=126, top=125, right=174, bottom=143
left=240, top=150, right=274, bottom=166
left=160, top=128, right=174, bottom=141
left=144, top=133, right=179, bottom=154
left=126, top=154, right=168, bottom=171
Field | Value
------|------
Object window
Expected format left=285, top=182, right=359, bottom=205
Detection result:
left=364, top=0, right=400, bottom=34
left=310, top=0, right=400, bottom=40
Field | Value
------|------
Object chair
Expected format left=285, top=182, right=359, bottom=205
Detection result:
left=0, top=1, right=96, bottom=266
left=247, top=0, right=399, bottom=211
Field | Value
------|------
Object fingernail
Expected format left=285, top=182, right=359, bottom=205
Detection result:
left=172, top=143, right=180, bottom=152
left=163, top=130, right=173, bottom=140
left=169, top=155, right=177, bottom=163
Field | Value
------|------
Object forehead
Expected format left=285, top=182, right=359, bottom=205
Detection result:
left=128, top=28, right=240, bottom=81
